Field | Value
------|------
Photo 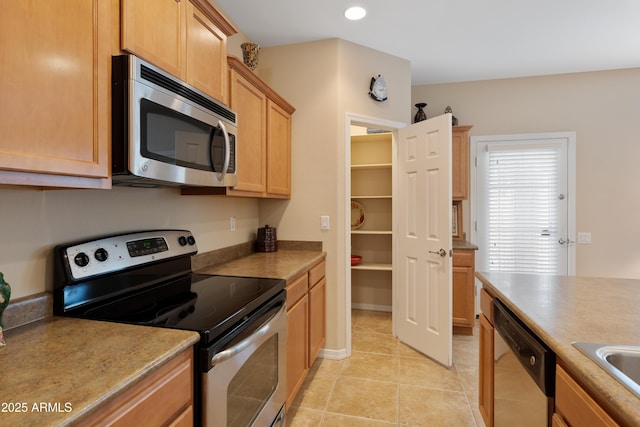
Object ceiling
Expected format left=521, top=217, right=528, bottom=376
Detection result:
left=214, top=0, right=640, bottom=85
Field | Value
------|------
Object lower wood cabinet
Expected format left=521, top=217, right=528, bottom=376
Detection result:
left=452, top=248, right=476, bottom=335
left=286, top=259, right=326, bottom=409
left=554, top=364, right=618, bottom=427
left=85, top=347, right=194, bottom=426
left=478, top=288, right=494, bottom=427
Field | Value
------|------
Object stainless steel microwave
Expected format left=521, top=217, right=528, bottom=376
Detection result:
left=112, top=55, right=238, bottom=187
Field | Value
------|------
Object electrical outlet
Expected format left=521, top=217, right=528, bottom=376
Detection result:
left=577, top=232, right=591, bottom=244
left=230, top=216, right=236, bottom=232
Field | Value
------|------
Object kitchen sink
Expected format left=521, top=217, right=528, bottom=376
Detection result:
left=573, top=342, right=640, bottom=398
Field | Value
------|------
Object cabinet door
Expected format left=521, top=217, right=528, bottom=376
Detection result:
left=228, top=69, right=267, bottom=195
left=555, top=365, right=618, bottom=427
left=452, top=250, right=476, bottom=333
left=121, top=0, right=185, bottom=78
left=286, top=294, right=309, bottom=408
left=86, top=348, right=193, bottom=426
left=452, top=265, right=475, bottom=329
left=479, top=314, right=494, bottom=427
left=308, top=277, right=326, bottom=366
left=266, top=100, right=292, bottom=198
left=0, top=1, right=110, bottom=188
left=185, top=0, right=227, bottom=103
left=452, top=126, right=470, bottom=200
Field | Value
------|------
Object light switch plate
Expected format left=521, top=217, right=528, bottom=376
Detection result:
left=320, top=216, right=330, bottom=230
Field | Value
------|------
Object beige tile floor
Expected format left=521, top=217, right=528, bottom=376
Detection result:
left=286, top=310, right=486, bottom=427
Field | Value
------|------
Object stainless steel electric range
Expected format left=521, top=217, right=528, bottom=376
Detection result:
left=53, top=229, right=287, bottom=427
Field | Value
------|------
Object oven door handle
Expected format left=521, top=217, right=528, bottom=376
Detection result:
left=210, top=303, right=283, bottom=366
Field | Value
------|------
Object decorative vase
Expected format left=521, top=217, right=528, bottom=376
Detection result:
left=0, top=273, right=11, bottom=348
left=240, top=42, right=260, bottom=70
left=445, top=105, right=459, bottom=126
left=414, top=103, right=427, bottom=123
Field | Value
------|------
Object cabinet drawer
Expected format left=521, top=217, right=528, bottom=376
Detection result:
left=286, top=273, right=309, bottom=308
left=308, top=260, right=326, bottom=287
left=452, top=250, right=474, bottom=267
left=87, top=348, right=193, bottom=426
left=480, top=288, right=494, bottom=324
left=555, top=365, right=618, bottom=427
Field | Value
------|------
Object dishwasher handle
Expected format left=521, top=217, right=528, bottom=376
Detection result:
left=494, top=299, right=555, bottom=396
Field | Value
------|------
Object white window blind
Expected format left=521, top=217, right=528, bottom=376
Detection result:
left=487, top=144, right=561, bottom=274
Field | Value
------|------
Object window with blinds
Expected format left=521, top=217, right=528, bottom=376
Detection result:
left=486, top=143, right=562, bottom=274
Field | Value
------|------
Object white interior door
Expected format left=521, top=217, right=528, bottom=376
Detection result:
left=395, top=113, right=452, bottom=367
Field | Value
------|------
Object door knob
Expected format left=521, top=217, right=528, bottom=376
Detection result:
left=429, top=248, right=447, bottom=257
left=558, top=238, right=575, bottom=245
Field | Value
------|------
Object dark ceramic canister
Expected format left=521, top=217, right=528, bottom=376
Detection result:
left=414, top=103, right=427, bottom=123
left=256, top=225, right=278, bottom=252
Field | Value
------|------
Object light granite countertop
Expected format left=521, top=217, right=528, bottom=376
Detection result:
left=476, top=272, right=640, bottom=427
left=0, top=246, right=323, bottom=426
left=452, top=240, right=479, bottom=250
left=196, top=249, right=326, bottom=281
left=0, top=317, right=199, bottom=426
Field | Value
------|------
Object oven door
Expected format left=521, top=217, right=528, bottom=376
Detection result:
left=202, top=295, right=287, bottom=427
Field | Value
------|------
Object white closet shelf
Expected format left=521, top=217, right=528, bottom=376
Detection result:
left=351, top=263, right=392, bottom=271
left=351, top=195, right=392, bottom=199
left=351, top=163, right=392, bottom=170
left=351, top=230, right=392, bottom=235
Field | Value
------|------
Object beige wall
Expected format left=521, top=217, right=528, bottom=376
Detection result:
left=1, top=187, right=259, bottom=299
left=255, top=39, right=411, bottom=353
left=413, top=68, right=640, bottom=278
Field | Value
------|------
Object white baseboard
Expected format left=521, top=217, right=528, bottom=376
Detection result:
left=351, top=303, right=392, bottom=312
left=318, top=347, right=349, bottom=360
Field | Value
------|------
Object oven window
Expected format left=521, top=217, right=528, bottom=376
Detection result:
left=140, top=99, right=214, bottom=171
left=227, top=335, right=278, bottom=426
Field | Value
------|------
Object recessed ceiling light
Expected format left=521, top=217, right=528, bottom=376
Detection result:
left=345, top=6, right=366, bottom=21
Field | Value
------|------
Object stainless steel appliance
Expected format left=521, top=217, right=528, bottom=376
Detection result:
left=53, top=230, right=286, bottom=427
left=494, top=299, right=554, bottom=427
left=112, top=55, right=238, bottom=187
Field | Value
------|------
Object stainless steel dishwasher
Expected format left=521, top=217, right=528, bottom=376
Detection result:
left=494, top=299, right=555, bottom=427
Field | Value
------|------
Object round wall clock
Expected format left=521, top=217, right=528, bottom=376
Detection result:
left=369, top=74, right=387, bottom=102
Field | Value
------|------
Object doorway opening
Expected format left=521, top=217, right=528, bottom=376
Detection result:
left=471, top=132, right=576, bottom=280
left=345, top=113, right=404, bottom=357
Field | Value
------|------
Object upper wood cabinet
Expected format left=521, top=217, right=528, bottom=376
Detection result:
left=182, top=57, right=295, bottom=198
left=228, top=66, right=268, bottom=194
left=266, top=100, right=293, bottom=197
left=121, top=0, right=236, bottom=103
left=452, top=125, right=473, bottom=200
left=0, top=1, right=112, bottom=189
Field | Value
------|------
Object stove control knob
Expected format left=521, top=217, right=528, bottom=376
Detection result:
left=187, top=236, right=196, bottom=245
left=178, top=236, right=188, bottom=246
left=74, top=252, right=90, bottom=267
left=94, top=248, right=109, bottom=262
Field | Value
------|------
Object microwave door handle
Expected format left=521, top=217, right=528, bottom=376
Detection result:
left=214, top=120, right=231, bottom=183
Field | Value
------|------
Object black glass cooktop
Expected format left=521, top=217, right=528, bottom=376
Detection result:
left=79, top=273, right=285, bottom=344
